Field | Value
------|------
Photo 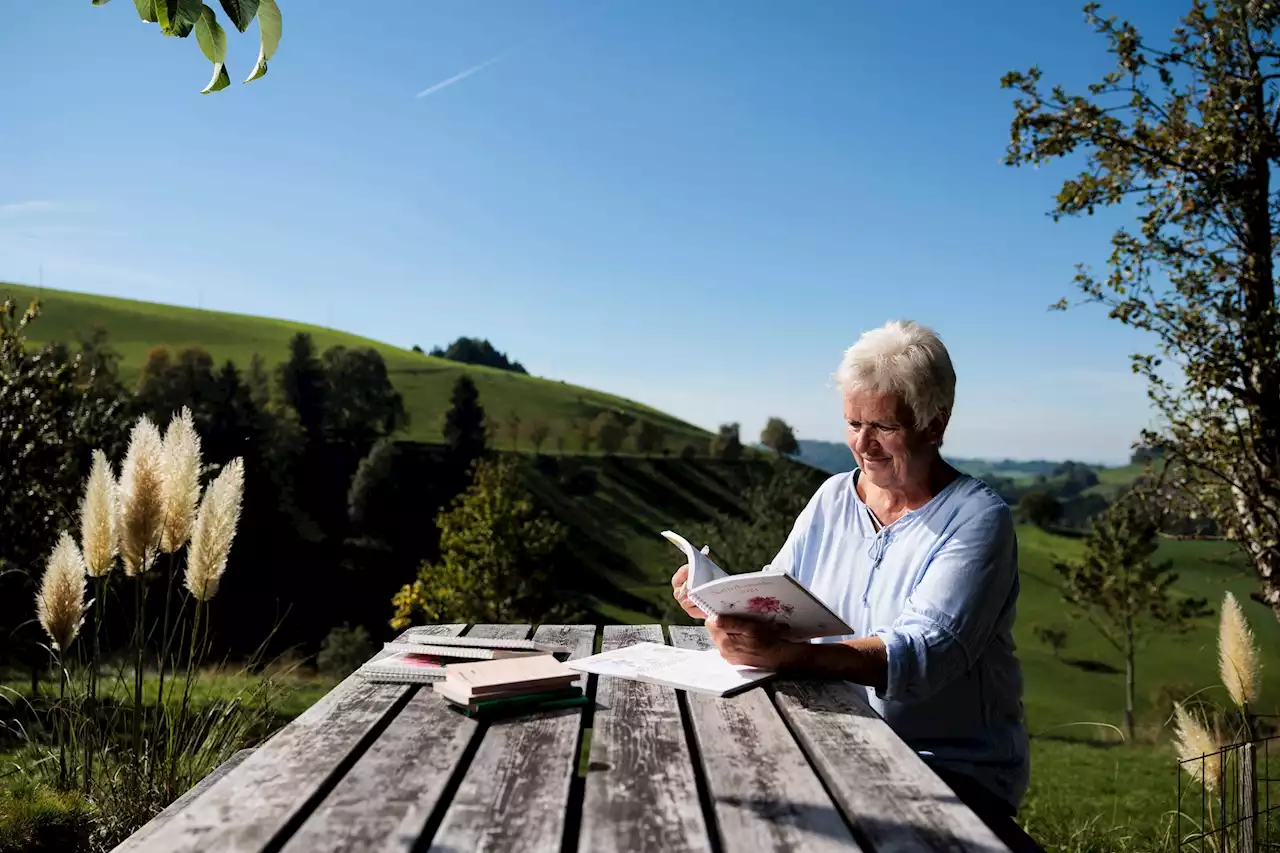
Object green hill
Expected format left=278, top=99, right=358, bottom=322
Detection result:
left=0, top=282, right=710, bottom=452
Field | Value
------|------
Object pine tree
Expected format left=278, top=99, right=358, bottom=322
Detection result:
left=443, top=375, right=487, bottom=477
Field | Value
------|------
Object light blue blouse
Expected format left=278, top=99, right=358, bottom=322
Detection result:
left=769, top=469, right=1030, bottom=810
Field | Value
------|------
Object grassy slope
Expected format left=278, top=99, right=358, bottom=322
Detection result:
left=521, top=455, right=828, bottom=622
left=1, top=283, right=709, bottom=451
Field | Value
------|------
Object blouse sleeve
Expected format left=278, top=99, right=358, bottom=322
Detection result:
left=871, top=501, right=1018, bottom=703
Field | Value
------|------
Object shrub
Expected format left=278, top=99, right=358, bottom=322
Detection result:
left=317, top=625, right=375, bottom=678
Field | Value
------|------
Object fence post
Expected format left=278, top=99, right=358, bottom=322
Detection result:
left=1240, top=742, right=1257, bottom=853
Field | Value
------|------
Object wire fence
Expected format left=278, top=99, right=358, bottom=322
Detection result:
left=1177, top=732, right=1280, bottom=853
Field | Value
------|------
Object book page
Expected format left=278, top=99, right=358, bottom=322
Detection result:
left=694, top=574, right=854, bottom=641
left=566, top=642, right=774, bottom=697
left=661, top=529, right=728, bottom=589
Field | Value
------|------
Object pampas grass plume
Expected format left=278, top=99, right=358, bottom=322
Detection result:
left=185, top=458, right=245, bottom=602
left=1219, top=591, right=1260, bottom=709
left=160, top=407, right=202, bottom=553
left=1173, top=701, right=1222, bottom=792
left=119, top=416, right=166, bottom=577
left=36, top=532, right=87, bottom=654
left=80, top=449, right=119, bottom=578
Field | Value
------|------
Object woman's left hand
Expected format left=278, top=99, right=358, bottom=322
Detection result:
left=708, top=615, right=806, bottom=670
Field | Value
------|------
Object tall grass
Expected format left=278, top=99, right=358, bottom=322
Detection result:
left=1, top=407, right=263, bottom=849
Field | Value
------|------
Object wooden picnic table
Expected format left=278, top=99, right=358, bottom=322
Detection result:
left=115, top=624, right=1014, bottom=853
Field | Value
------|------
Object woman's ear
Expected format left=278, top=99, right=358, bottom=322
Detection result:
left=924, top=415, right=948, bottom=446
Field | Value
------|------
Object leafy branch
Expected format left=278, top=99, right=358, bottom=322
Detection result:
left=92, top=0, right=282, bottom=93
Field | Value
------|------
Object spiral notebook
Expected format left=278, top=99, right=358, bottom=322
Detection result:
left=401, top=631, right=571, bottom=656
left=381, top=641, right=542, bottom=661
left=663, top=529, right=854, bottom=641
left=357, top=651, right=450, bottom=683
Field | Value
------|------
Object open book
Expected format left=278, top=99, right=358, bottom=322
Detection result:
left=664, top=529, right=854, bottom=641
left=565, top=642, right=774, bottom=697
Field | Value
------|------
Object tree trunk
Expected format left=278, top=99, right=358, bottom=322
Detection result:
left=1124, top=614, right=1135, bottom=741
left=1237, top=65, right=1280, bottom=623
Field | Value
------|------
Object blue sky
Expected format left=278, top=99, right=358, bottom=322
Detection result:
left=1, top=1, right=1181, bottom=464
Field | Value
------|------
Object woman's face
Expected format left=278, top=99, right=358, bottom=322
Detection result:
left=843, top=388, right=938, bottom=491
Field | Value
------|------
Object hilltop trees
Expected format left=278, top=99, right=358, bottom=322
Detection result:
left=711, top=423, right=744, bottom=461
left=760, top=417, right=799, bottom=457
left=430, top=337, right=528, bottom=374
left=1054, top=495, right=1211, bottom=738
left=1003, top=1, right=1280, bottom=620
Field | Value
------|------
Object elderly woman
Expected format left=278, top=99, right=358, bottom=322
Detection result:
left=672, top=320, right=1031, bottom=841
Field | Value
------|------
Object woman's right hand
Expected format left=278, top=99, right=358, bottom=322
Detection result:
left=671, top=564, right=707, bottom=619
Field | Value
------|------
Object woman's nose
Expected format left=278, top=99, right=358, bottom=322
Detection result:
left=852, top=429, right=873, bottom=455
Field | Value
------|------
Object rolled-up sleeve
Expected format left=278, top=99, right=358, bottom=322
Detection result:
left=872, top=503, right=1017, bottom=703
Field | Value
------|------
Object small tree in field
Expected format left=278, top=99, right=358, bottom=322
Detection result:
left=1003, top=1, right=1280, bottom=622
left=529, top=422, right=551, bottom=455
left=1054, top=494, right=1211, bottom=739
left=632, top=420, right=666, bottom=455
left=1032, top=623, right=1070, bottom=659
left=592, top=412, right=627, bottom=456
left=506, top=412, right=522, bottom=452
left=760, top=417, right=799, bottom=457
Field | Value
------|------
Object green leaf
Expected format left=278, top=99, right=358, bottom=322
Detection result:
left=195, top=5, right=227, bottom=63
left=92, top=1, right=112, bottom=6
left=134, top=0, right=158, bottom=22
left=243, top=0, right=280, bottom=83
left=202, top=62, right=231, bottom=94
left=156, top=0, right=202, bottom=37
left=217, top=0, right=259, bottom=32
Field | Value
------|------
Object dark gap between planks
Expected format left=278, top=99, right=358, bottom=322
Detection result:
left=561, top=625, right=601, bottom=853
left=411, top=623, right=525, bottom=852
left=666, top=623, right=726, bottom=853
left=259, top=684, right=422, bottom=853
left=763, top=683, right=870, bottom=852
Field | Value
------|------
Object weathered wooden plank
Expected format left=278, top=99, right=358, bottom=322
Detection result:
left=668, top=626, right=864, bottom=852
left=580, top=624, right=713, bottom=853
left=113, top=748, right=255, bottom=852
left=427, top=624, right=598, bottom=853
left=119, top=624, right=467, bottom=853
left=772, top=679, right=1012, bottom=853
left=281, top=624, right=533, bottom=853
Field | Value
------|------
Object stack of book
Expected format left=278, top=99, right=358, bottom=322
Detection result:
left=435, top=655, right=585, bottom=718
left=353, top=633, right=585, bottom=718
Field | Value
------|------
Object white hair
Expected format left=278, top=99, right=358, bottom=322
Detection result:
left=834, top=319, right=956, bottom=432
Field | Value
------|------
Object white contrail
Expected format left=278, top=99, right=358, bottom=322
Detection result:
left=415, top=51, right=513, bottom=99
left=414, top=0, right=617, bottom=101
